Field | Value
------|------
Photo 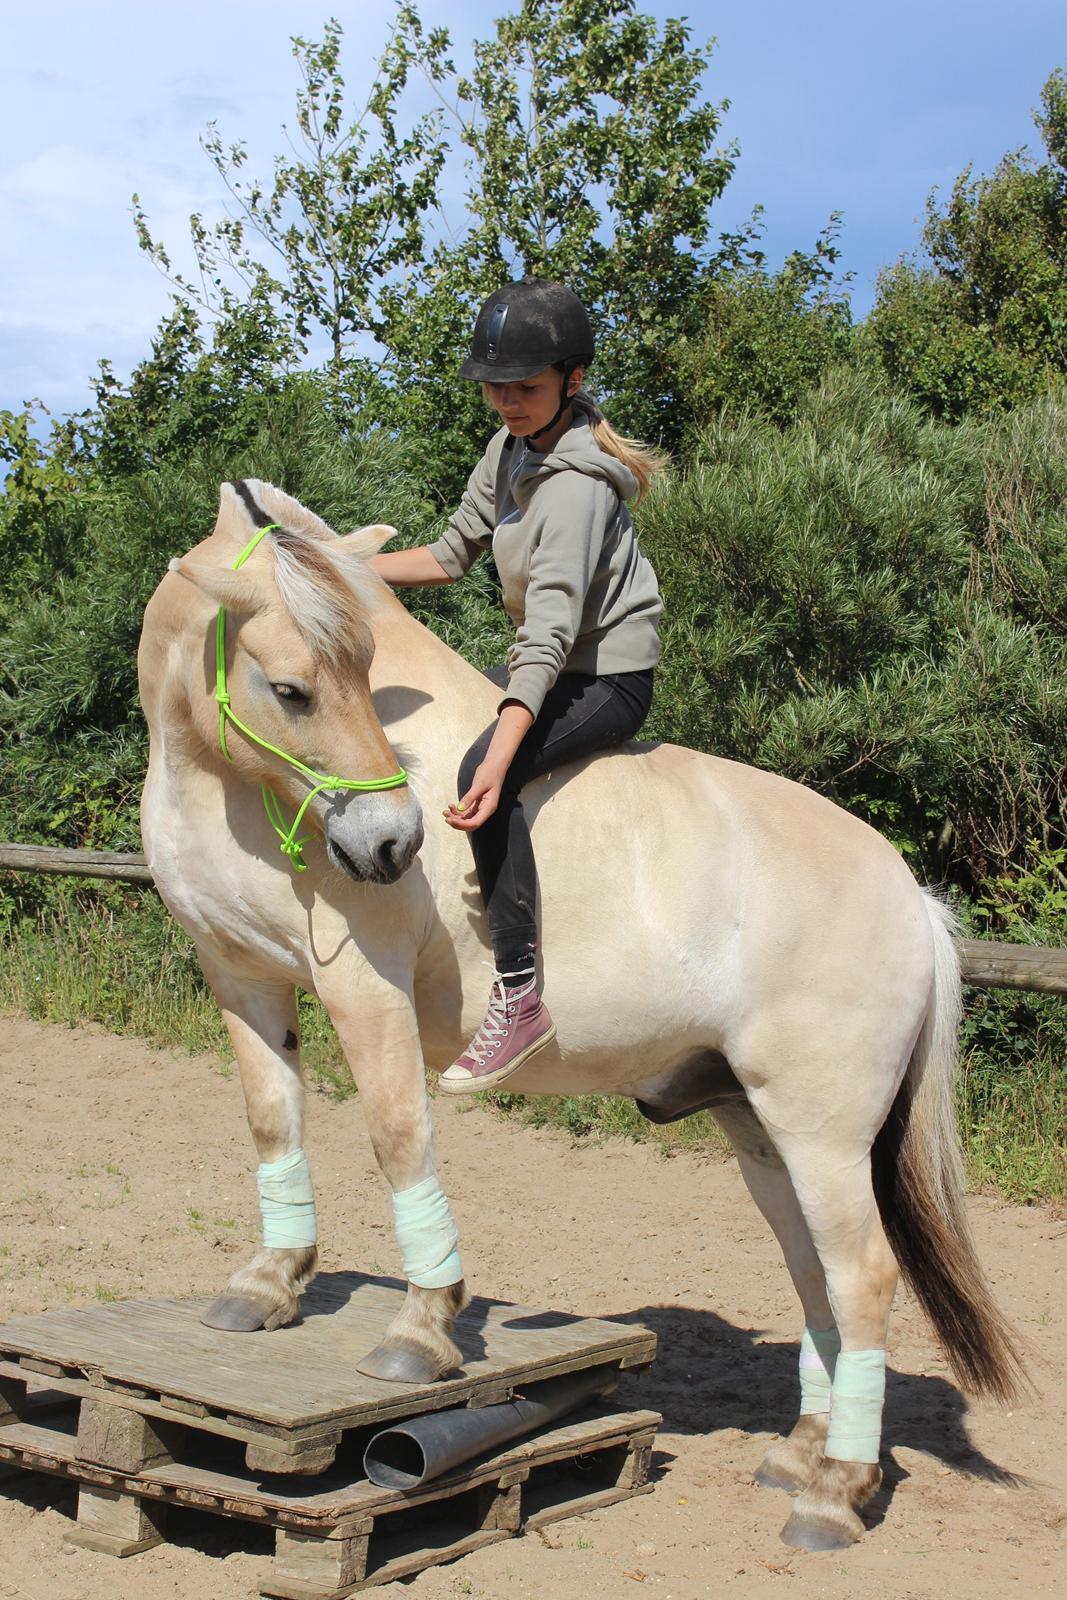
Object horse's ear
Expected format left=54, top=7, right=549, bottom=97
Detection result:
left=168, top=558, right=266, bottom=613
left=338, top=523, right=397, bottom=559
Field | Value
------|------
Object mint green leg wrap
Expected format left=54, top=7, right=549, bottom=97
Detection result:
left=825, top=1348, right=886, bottom=1465
left=799, top=1325, right=841, bottom=1415
left=392, top=1175, right=463, bottom=1289
left=257, top=1149, right=317, bottom=1249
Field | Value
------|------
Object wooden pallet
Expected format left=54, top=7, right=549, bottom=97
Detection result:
left=0, top=1387, right=659, bottom=1597
left=0, top=1271, right=655, bottom=1475
left=0, top=1275, right=658, bottom=1593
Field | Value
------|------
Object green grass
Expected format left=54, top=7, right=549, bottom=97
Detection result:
left=0, top=882, right=353, bottom=1096
left=957, top=998, right=1067, bottom=1202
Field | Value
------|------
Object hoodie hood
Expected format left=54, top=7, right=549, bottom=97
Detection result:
left=506, top=402, right=638, bottom=505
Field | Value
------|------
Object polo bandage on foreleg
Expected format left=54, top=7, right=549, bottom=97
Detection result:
left=825, top=1348, right=886, bottom=1465
left=392, top=1175, right=463, bottom=1289
left=257, top=1148, right=317, bottom=1249
left=799, top=1325, right=841, bottom=1415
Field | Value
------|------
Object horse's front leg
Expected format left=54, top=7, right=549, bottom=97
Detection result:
left=197, top=958, right=318, bottom=1332
left=324, top=972, right=469, bottom=1384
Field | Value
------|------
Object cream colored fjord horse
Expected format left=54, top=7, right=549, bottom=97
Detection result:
left=138, top=480, right=1022, bottom=1552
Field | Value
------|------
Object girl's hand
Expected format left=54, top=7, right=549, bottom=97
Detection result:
left=443, top=761, right=504, bottom=831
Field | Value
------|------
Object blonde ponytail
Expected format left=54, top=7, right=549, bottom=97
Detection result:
left=575, top=392, right=670, bottom=503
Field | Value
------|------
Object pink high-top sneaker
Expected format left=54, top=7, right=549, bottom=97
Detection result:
left=438, top=972, right=556, bottom=1094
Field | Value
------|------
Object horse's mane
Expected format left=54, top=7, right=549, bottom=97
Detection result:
left=234, top=480, right=379, bottom=671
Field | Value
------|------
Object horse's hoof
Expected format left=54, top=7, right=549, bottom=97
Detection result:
left=356, top=1341, right=454, bottom=1384
left=201, top=1295, right=276, bottom=1332
left=780, top=1512, right=861, bottom=1552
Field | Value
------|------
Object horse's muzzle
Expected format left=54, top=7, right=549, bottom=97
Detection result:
left=325, top=793, right=424, bottom=884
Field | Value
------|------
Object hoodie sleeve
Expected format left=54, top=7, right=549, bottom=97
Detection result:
left=427, top=438, right=498, bottom=579
left=502, top=473, right=613, bottom=717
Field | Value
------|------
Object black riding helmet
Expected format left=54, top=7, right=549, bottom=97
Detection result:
left=460, top=278, right=594, bottom=381
left=459, top=278, right=594, bottom=441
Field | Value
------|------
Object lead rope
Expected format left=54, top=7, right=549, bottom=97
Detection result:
left=214, top=521, right=407, bottom=872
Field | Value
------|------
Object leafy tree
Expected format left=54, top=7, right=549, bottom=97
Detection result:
left=129, top=3, right=737, bottom=477
left=0, top=403, right=83, bottom=577
left=81, top=293, right=295, bottom=477
left=384, top=0, right=736, bottom=449
left=863, top=66, right=1067, bottom=418
left=132, top=13, right=448, bottom=370
left=677, top=215, right=853, bottom=433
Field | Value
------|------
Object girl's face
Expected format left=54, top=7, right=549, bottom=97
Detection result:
left=482, top=365, right=584, bottom=438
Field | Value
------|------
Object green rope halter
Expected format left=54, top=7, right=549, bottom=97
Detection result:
left=214, top=521, right=407, bottom=872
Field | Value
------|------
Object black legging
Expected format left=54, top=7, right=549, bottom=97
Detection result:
left=458, top=665, right=655, bottom=970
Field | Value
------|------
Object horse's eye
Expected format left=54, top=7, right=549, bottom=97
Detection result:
left=272, top=682, right=311, bottom=707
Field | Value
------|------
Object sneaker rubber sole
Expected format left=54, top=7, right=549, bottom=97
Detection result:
left=437, top=1024, right=558, bottom=1095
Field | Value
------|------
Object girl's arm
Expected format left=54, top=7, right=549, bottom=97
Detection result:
left=444, top=701, right=534, bottom=832
left=371, top=547, right=455, bottom=586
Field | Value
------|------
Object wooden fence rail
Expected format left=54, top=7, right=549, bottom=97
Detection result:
left=0, top=843, right=155, bottom=886
left=2, top=842, right=1066, bottom=996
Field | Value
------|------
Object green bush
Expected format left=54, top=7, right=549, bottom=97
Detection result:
left=637, top=369, right=1067, bottom=882
left=678, top=250, right=853, bottom=432
left=862, top=66, right=1067, bottom=420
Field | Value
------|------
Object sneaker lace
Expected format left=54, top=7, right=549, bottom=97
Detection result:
left=464, top=963, right=530, bottom=1068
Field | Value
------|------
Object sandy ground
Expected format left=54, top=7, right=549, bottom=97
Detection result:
left=0, top=1015, right=1063, bottom=1600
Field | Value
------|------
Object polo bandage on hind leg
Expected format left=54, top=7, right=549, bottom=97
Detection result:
left=799, top=1325, right=841, bottom=1415
left=257, top=1148, right=317, bottom=1249
left=392, top=1175, right=463, bottom=1289
left=825, top=1348, right=886, bottom=1465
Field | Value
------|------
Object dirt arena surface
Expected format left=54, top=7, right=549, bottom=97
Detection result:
left=0, top=1015, right=1063, bottom=1600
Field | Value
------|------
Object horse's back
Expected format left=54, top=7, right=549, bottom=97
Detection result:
left=517, top=737, right=933, bottom=1087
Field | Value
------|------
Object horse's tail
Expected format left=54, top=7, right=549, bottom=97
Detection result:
left=871, top=891, right=1027, bottom=1402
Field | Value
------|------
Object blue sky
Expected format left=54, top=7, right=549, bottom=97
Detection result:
left=2, top=0, right=1062, bottom=423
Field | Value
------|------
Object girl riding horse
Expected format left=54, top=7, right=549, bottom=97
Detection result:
left=373, top=278, right=666, bottom=1090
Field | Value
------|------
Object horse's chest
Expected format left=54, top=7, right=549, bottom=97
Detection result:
left=149, top=832, right=304, bottom=980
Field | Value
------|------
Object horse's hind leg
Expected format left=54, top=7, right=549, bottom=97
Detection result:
left=771, top=1130, right=899, bottom=1552
left=714, top=1101, right=836, bottom=1494
left=198, top=959, right=317, bottom=1332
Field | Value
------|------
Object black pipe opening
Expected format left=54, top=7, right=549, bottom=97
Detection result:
left=363, top=1428, right=427, bottom=1489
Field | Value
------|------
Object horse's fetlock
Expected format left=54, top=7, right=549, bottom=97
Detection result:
left=429, top=1277, right=471, bottom=1323
left=381, top=1278, right=468, bottom=1378
left=755, top=1412, right=829, bottom=1492
left=226, top=1244, right=318, bottom=1316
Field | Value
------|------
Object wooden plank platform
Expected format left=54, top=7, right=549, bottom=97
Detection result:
left=0, top=1389, right=660, bottom=1597
left=0, top=1272, right=656, bottom=1475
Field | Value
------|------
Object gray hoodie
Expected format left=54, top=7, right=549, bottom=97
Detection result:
left=429, top=410, right=663, bottom=717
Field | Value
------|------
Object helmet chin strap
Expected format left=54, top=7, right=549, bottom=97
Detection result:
left=524, top=363, right=578, bottom=444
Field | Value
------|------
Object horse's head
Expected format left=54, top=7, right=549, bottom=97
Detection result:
left=159, top=480, right=424, bottom=885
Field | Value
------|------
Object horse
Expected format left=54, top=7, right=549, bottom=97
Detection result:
left=137, top=478, right=1023, bottom=1553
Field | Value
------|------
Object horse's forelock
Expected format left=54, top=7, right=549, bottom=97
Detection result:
left=268, top=527, right=376, bottom=670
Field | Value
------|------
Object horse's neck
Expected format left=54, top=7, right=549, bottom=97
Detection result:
left=368, top=588, right=498, bottom=775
